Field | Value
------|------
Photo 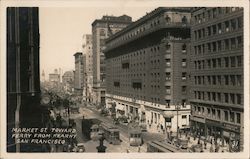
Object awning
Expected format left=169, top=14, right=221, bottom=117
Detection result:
left=162, top=111, right=174, bottom=118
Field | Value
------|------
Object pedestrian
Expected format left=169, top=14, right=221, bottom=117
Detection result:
left=126, top=148, right=130, bottom=153
left=210, top=145, right=214, bottom=152
left=204, top=140, right=207, bottom=149
left=215, top=144, right=220, bottom=152
left=160, top=124, right=163, bottom=132
left=138, top=146, right=141, bottom=152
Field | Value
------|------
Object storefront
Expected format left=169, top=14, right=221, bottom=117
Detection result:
left=222, top=123, right=241, bottom=152
left=190, top=116, right=206, bottom=137
left=206, top=119, right=223, bottom=139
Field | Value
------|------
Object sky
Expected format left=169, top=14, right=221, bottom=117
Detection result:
left=39, top=6, right=156, bottom=79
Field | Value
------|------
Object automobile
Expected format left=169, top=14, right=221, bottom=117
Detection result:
left=100, top=108, right=109, bottom=116
left=113, top=118, right=119, bottom=125
left=76, top=143, right=85, bottom=152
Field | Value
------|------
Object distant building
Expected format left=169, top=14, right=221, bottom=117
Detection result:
left=62, top=71, right=74, bottom=94
left=104, top=7, right=191, bottom=133
left=190, top=7, right=244, bottom=152
left=74, top=52, right=84, bottom=95
left=41, top=70, right=46, bottom=82
left=62, top=71, right=74, bottom=84
left=7, top=7, right=43, bottom=152
left=92, top=14, right=132, bottom=105
left=82, top=34, right=93, bottom=102
left=49, top=73, right=60, bottom=83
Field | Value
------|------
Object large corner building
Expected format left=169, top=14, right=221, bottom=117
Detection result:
left=92, top=15, right=132, bottom=106
left=190, top=7, right=243, bottom=152
left=82, top=34, right=93, bottom=102
left=104, top=7, right=192, bottom=133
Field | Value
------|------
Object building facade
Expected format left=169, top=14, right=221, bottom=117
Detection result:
left=92, top=15, right=132, bottom=105
left=73, top=52, right=84, bottom=95
left=7, top=7, right=43, bottom=152
left=104, top=7, right=192, bottom=133
left=82, top=34, right=94, bottom=102
left=62, top=71, right=74, bottom=94
left=190, top=7, right=243, bottom=152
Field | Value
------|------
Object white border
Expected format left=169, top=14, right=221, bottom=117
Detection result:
left=0, top=0, right=249, bottom=159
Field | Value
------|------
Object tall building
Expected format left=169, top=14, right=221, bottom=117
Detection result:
left=92, top=15, right=132, bottom=105
left=62, top=71, right=74, bottom=94
left=82, top=34, right=93, bottom=102
left=41, top=70, right=45, bottom=82
left=190, top=7, right=243, bottom=152
left=62, top=71, right=74, bottom=84
left=49, top=69, right=60, bottom=83
left=74, top=52, right=84, bottom=95
left=7, top=7, right=43, bottom=152
left=104, top=7, right=191, bottom=133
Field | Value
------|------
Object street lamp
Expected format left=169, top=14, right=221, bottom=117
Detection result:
left=96, top=130, right=106, bottom=153
left=175, top=104, right=181, bottom=140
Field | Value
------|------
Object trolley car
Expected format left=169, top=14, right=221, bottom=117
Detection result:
left=81, top=118, right=102, bottom=140
left=99, top=122, right=121, bottom=145
left=129, top=127, right=143, bottom=146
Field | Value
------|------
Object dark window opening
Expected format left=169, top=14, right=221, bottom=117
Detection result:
left=122, top=62, right=130, bottom=69
left=114, top=81, right=120, bottom=87
left=132, top=82, right=142, bottom=89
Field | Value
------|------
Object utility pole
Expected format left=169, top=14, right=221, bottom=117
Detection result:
left=176, top=104, right=180, bottom=140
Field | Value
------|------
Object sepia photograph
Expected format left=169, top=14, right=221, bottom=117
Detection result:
left=0, top=0, right=249, bottom=159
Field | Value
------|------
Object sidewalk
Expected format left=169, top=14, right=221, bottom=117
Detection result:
left=180, top=133, right=229, bottom=152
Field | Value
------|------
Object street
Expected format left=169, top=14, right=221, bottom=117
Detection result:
left=66, top=104, right=167, bottom=152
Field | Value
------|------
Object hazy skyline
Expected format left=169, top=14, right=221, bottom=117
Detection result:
left=40, top=6, right=156, bottom=79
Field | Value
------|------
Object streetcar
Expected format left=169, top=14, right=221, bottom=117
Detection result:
left=90, top=124, right=99, bottom=141
left=81, top=118, right=102, bottom=140
left=129, top=127, right=143, bottom=146
left=99, top=122, right=121, bottom=145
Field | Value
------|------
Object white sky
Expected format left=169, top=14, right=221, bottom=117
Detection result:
left=40, top=6, right=156, bottom=79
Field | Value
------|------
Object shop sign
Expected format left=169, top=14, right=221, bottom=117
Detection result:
left=206, top=119, right=222, bottom=127
left=190, top=116, right=205, bottom=123
left=223, top=123, right=240, bottom=132
left=223, top=131, right=230, bottom=137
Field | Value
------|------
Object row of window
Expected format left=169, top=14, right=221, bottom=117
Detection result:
left=166, top=43, right=187, bottom=53
left=194, top=36, right=243, bottom=55
left=194, top=91, right=242, bottom=105
left=111, top=45, right=162, bottom=62
left=193, top=105, right=241, bottom=124
left=165, top=59, right=187, bottom=68
left=194, top=16, right=243, bottom=40
left=107, top=13, right=189, bottom=47
left=165, top=86, right=187, bottom=95
left=194, top=56, right=243, bottom=70
left=193, top=7, right=242, bottom=24
left=165, top=72, right=187, bottom=81
left=194, top=74, right=242, bottom=86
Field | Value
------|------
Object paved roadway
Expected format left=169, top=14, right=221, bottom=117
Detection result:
left=69, top=105, right=166, bottom=152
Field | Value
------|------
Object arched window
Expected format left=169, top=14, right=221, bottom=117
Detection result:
left=182, top=16, right=188, bottom=24
left=165, top=15, right=171, bottom=23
